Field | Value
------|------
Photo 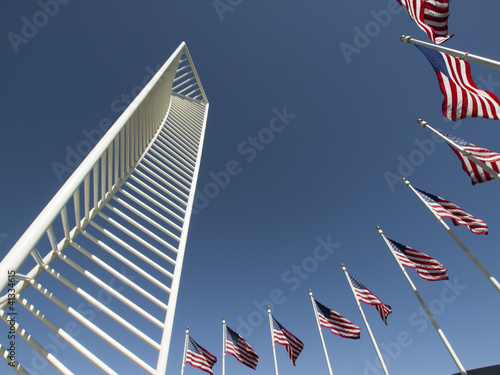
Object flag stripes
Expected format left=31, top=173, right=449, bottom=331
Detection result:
left=314, top=299, right=361, bottom=339
left=397, top=0, right=452, bottom=44
left=271, top=316, right=304, bottom=366
left=415, top=188, right=488, bottom=234
left=225, top=326, right=259, bottom=370
left=348, top=275, right=392, bottom=324
left=387, top=238, right=449, bottom=281
left=442, top=132, right=500, bottom=184
left=186, top=336, right=217, bottom=374
left=416, top=44, right=500, bottom=121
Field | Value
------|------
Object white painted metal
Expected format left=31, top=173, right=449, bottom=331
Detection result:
left=377, top=228, right=468, bottom=375
left=308, top=290, right=333, bottom=375
left=267, top=307, right=280, bottom=375
left=342, top=265, right=390, bottom=375
left=401, top=35, right=500, bottom=71
left=0, top=344, right=29, bottom=375
left=404, top=179, right=500, bottom=293
left=222, top=318, right=226, bottom=375
left=0, top=42, right=208, bottom=374
left=180, top=328, right=189, bottom=375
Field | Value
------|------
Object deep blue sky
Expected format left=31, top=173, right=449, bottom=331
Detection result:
left=1, top=1, right=500, bottom=374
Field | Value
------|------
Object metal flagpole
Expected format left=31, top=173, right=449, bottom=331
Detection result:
left=180, top=327, right=189, bottom=375
left=267, top=307, right=279, bottom=375
left=400, top=35, right=500, bottom=72
left=404, top=178, right=500, bottom=292
left=222, top=317, right=226, bottom=375
left=308, top=289, right=334, bottom=375
left=342, top=264, right=389, bottom=375
left=377, top=227, right=468, bottom=375
left=418, top=119, right=500, bottom=183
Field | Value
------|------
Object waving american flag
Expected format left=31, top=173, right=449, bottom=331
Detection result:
left=186, top=336, right=217, bottom=374
left=387, top=238, right=449, bottom=281
left=416, top=44, right=500, bottom=121
left=348, top=274, right=392, bottom=325
left=397, top=0, right=453, bottom=44
left=271, top=315, right=304, bottom=366
left=225, top=326, right=259, bottom=370
left=313, top=299, right=361, bottom=339
left=415, top=188, right=488, bottom=235
left=442, top=132, right=500, bottom=185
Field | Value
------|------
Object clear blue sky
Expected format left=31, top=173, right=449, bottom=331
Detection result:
left=1, top=1, right=500, bottom=374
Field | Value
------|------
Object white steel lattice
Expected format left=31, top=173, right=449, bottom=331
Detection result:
left=0, top=42, right=208, bottom=374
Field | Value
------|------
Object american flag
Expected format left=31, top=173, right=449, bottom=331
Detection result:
left=415, top=188, right=488, bottom=235
left=313, top=299, right=361, bottom=339
left=397, top=0, right=453, bottom=44
left=271, top=315, right=304, bottom=366
left=186, top=336, right=217, bottom=374
left=348, top=274, right=392, bottom=325
left=416, top=44, right=500, bottom=121
left=441, top=132, right=500, bottom=185
left=225, top=326, right=259, bottom=370
left=387, top=238, right=449, bottom=281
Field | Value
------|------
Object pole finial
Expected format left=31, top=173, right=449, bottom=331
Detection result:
left=401, top=35, right=412, bottom=43
left=418, top=119, right=428, bottom=127
left=402, top=177, right=406, bottom=182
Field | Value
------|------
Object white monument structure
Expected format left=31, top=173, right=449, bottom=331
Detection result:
left=0, top=42, right=208, bottom=374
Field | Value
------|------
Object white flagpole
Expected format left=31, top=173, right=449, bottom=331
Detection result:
left=400, top=35, right=500, bottom=72
left=222, top=317, right=226, bottom=375
left=342, top=264, right=389, bottom=375
left=418, top=119, right=500, bottom=183
left=267, top=307, right=279, bottom=375
left=180, top=327, right=189, bottom=375
left=308, top=289, right=334, bottom=375
left=404, top=178, right=500, bottom=293
left=377, top=227, right=468, bottom=375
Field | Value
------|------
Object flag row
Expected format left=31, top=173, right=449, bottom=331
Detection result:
left=180, top=236, right=459, bottom=374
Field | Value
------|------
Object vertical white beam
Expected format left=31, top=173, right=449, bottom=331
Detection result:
left=155, top=102, right=209, bottom=375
